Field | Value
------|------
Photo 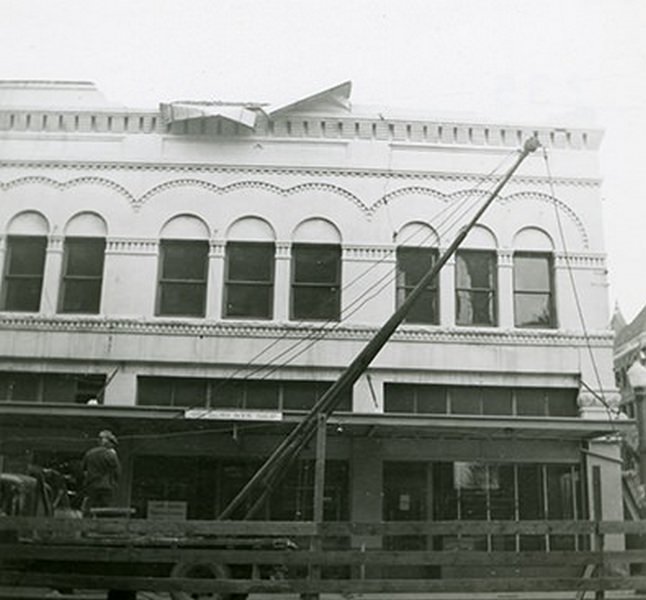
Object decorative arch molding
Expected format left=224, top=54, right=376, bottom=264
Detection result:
left=513, top=226, right=554, bottom=251
left=499, top=191, right=589, bottom=250
left=226, top=215, right=276, bottom=241
left=292, top=217, right=342, bottom=243
left=64, top=211, right=108, bottom=237
left=396, top=221, right=439, bottom=247
left=6, top=210, right=50, bottom=235
left=159, top=213, right=210, bottom=239
left=138, top=179, right=369, bottom=215
left=0, top=176, right=136, bottom=205
left=373, top=186, right=450, bottom=213
left=462, top=223, right=498, bottom=249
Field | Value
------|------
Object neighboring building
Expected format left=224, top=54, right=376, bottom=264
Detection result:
left=615, top=304, right=646, bottom=420
left=0, top=80, right=628, bottom=569
left=613, top=303, right=646, bottom=517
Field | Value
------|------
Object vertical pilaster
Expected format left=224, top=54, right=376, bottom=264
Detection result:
left=498, top=250, right=514, bottom=328
left=439, top=252, right=455, bottom=327
left=274, top=242, right=291, bottom=321
left=103, top=368, right=137, bottom=407
left=40, top=234, right=64, bottom=315
left=0, top=236, right=6, bottom=302
left=207, top=240, right=225, bottom=319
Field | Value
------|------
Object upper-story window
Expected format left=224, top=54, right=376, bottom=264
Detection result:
left=396, top=246, right=439, bottom=324
left=157, top=239, right=209, bottom=317
left=291, top=243, right=341, bottom=321
left=224, top=242, right=274, bottom=319
left=59, top=237, right=106, bottom=314
left=455, top=250, right=497, bottom=326
left=2, top=235, right=47, bottom=312
left=514, top=252, right=555, bottom=328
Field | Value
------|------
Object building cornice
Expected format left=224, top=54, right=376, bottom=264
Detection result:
left=0, top=108, right=603, bottom=151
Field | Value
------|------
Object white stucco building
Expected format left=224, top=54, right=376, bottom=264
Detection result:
left=0, top=80, right=628, bottom=572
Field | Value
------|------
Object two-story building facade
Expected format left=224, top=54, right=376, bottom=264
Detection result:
left=0, top=80, right=628, bottom=566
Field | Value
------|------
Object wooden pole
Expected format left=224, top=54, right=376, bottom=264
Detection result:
left=592, top=465, right=604, bottom=600
left=219, top=137, right=540, bottom=520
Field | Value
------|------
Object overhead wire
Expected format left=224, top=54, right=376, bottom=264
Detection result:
left=183, top=150, right=518, bottom=418
left=541, top=147, right=619, bottom=425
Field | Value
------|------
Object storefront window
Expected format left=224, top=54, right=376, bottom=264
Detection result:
left=384, top=383, right=576, bottom=417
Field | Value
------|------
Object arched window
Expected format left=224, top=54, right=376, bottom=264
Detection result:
left=157, top=215, right=209, bottom=317
left=59, top=212, right=107, bottom=314
left=512, top=227, right=556, bottom=328
left=455, top=226, right=498, bottom=326
left=291, top=218, right=342, bottom=321
left=2, top=211, right=49, bottom=312
left=395, top=222, right=439, bottom=325
left=224, top=217, right=275, bottom=319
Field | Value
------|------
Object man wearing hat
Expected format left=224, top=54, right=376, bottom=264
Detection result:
left=81, top=430, right=121, bottom=516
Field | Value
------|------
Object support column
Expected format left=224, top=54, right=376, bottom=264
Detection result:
left=274, top=242, right=291, bottom=321
left=40, top=234, right=64, bottom=315
left=206, top=240, right=225, bottom=319
left=498, top=250, right=514, bottom=328
left=438, top=252, right=455, bottom=327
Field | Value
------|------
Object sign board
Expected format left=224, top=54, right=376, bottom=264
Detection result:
left=184, top=408, right=283, bottom=421
left=147, top=500, right=188, bottom=521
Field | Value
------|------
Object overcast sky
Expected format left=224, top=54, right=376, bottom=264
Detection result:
left=2, top=0, right=645, bottom=322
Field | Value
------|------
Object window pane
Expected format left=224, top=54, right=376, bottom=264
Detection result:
left=450, top=387, right=481, bottom=414
left=173, top=379, right=207, bottom=407
left=456, top=252, right=495, bottom=288
left=292, top=245, right=341, bottom=320
left=65, top=238, right=105, bottom=276
left=225, top=284, right=272, bottom=318
left=547, top=388, right=578, bottom=417
left=417, top=385, right=446, bottom=414
left=245, top=381, right=279, bottom=409
left=0, top=372, right=39, bottom=402
left=227, top=243, right=273, bottom=282
left=514, top=255, right=550, bottom=291
left=292, top=286, right=339, bottom=320
left=433, top=462, right=458, bottom=520
left=546, top=465, right=575, bottom=520
left=516, top=388, right=547, bottom=416
left=7, top=237, right=47, bottom=275
left=42, top=374, right=77, bottom=403
left=159, top=282, right=206, bottom=316
left=514, top=293, right=553, bottom=327
left=293, top=245, right=340, bottom=284
left=404, top=289, right=438, bottom=324
left=456, top=290, right=495, bottom=325
left=60, top=280, right=103, bottom=313
left=384, top=384, right=415, bottom=413
left=397, top=247, right=439, bottom=324
left=4, top=279, right=43, bottom=311
left=481, top=387, right=513, bottom=415
left=283, top=381, right=320, bottom=411
left=137, top=377, right=173, bottom=406
left=517, top=464, right=545, bottom=519
left=3, top=236, right=46, bottom=312
left=489, top=465, right=515, bottom=520
left=455, top=463, right=488, bottom=520
left=210, top=380, right=243, bottom=408
left=161, top=241, right=208, bottom=280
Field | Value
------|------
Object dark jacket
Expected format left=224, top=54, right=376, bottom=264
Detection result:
left=82, top=445, right=121, bottom=491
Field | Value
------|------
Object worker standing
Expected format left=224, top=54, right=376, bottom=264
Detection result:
left=81, top=430, right=121, bottom=516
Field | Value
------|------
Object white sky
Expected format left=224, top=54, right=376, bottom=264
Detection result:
left=2, top=0, right=645, bottom=322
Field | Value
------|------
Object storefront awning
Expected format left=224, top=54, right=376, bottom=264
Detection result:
left=0, top=403, right=632, bottom=444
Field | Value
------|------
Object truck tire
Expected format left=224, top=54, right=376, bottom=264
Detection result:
left=169, top=561, right=243, bottom=600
